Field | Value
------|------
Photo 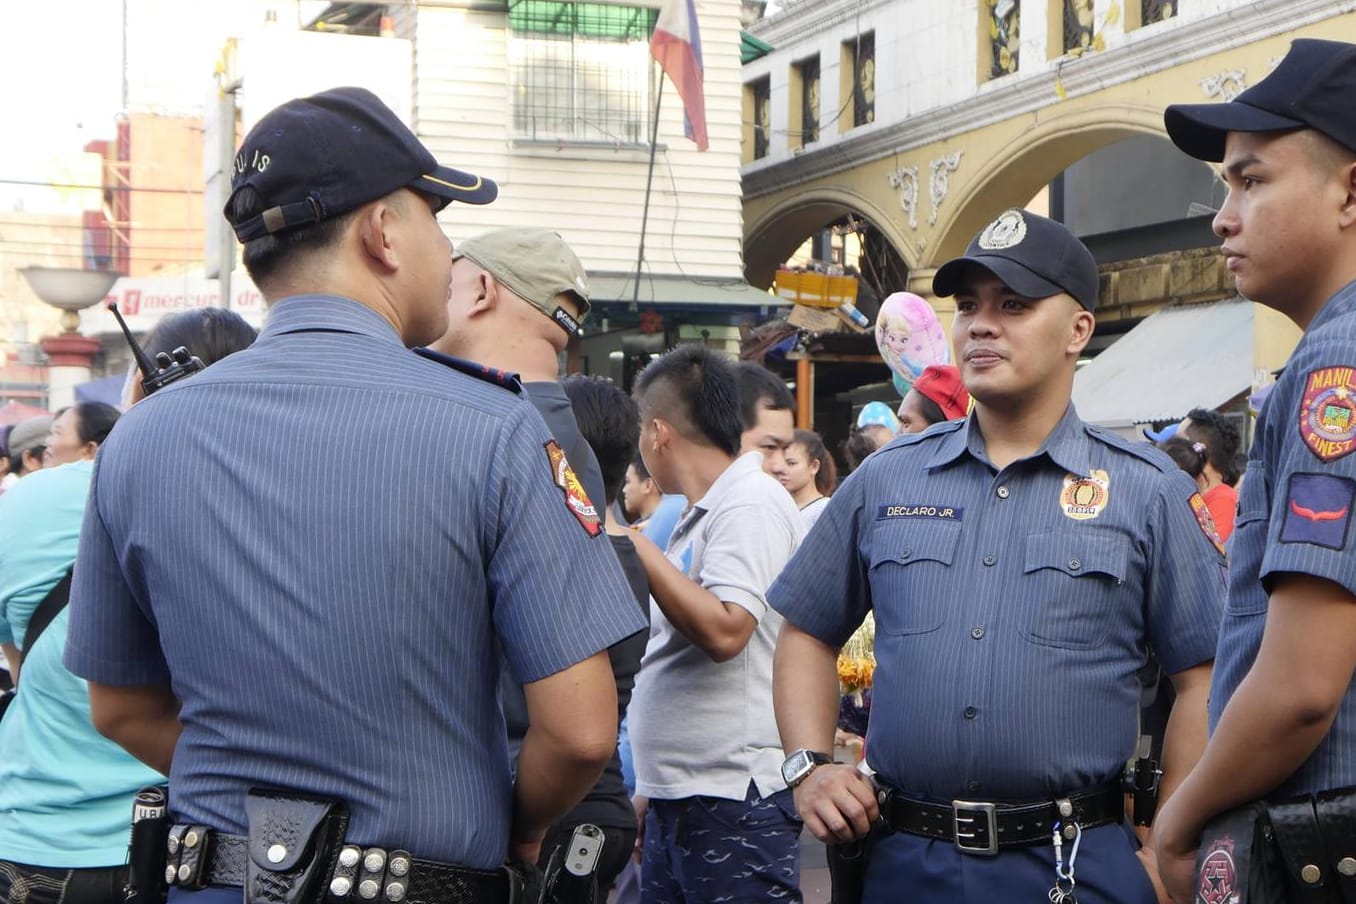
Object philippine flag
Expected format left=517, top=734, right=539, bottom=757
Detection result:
left=650, top=0, right=709, bottom=151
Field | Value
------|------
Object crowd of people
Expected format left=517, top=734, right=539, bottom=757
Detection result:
left=1, top=35, right=1355, bottom=904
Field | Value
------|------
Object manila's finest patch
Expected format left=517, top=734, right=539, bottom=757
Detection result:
left=544, top=440, right=602, bottom=537
left=1060, top=469, right=1110, bottom=521
left=1280, top=472, right=1355, bottom=550
left=1189, top=492, right=1227, bottom=556
left=1300, top=366, right=1356, bottom=461
left=1196, top=835, right=1237, bottom=904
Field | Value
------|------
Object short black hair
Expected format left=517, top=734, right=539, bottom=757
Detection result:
left=634, top=345, right=742, bottom=458
left=144, top=307, right=258, bottom=366
left=843, top=425, right=890, bottom=472
left=1159, top=436, right=1208, bottom=481
left=71, top=402, right=121, bottom=447
left=226, top=185, right=359, bottom=289
left=914, top=393, right=947, bottom=427
left=737, top=361, right=794, bottom=432
left=562, top=375, right=639, bottom=506
left=631, top=453, right=651, bottom=480
left=1182, top=408, right=1242, bottom=485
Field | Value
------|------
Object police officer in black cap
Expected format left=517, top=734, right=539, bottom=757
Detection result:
left=1155, top=39, right=1356, bottom=903
left=770, top=208, right=1225, bottom=904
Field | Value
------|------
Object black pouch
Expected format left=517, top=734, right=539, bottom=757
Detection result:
left=244, top=789, right=349, bottom=904
left=1267, top=797, right=1339, bottom=903
left=126, top=786, right=171, bottom=904
left=826, top=823, right=885, bottom=904
left=1194, top=801, right=1291, bottom=904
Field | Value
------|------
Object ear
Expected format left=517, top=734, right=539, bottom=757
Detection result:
left=1067, top=308, right=1095, bottom=357
left=357, top=202, right=399, bottom=272
left=82, top=440, right=100, bottom=460
left=808, top=457, right=820, bottom=476
left=468, top=271, right=497, bottom=316
left=1338, top=159, right=1356, bottom=231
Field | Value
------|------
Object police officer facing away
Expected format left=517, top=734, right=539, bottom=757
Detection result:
left=63, top=87, right=645, bottom=904
left=1154, top=40, right=1356, bottom=902
left=769, top=209, right=1226, bottom=904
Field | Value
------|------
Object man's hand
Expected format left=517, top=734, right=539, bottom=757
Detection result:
left=792, top=763, right=879, bottom=844
left=1152, top=795, right=1203, bottom=904
left=508, top=834, right=542, bottom=867
left=632, top=794, right=649, bottom=863
left=1136, top=843, right=1170, bottom=904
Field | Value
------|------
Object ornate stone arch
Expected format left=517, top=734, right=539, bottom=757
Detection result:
left=926, top=103, right=1170, bottom=267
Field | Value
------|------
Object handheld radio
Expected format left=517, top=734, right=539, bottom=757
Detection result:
left=108, top=302, right=205, bottom=396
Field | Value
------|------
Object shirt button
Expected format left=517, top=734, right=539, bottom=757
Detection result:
left=970, top=626, right=985, bottom=640
left=963, top=705, right=979, bottom=719
left=983, top=554, right=996, bottom=566
left=901, top=548, right=912, bottom=560
left=967, top=780, right=982, bottom=792
left=996, top=486, right=1010, bottom=499
left=1068, top=559, right=1081, bottom=571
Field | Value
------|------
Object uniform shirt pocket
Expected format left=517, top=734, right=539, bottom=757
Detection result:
left=867, top=521, right=962, bottom=636
left=1225, top=459, right=1270, bottom=616
left=1020, top=528, right=1132, bottom=649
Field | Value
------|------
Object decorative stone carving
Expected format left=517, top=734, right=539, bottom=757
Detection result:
left=1200, top=69, right=1246, bottom=101
left=929, top=152, right=964, bottom=226
left=888, top=165, right=920, bottom=230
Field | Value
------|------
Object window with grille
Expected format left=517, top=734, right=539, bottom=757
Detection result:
left=509, top=0, right=657, bottom=144
left=986, top=0, right=1019, bottom=79
left=750, top=76, right=770, bottom=160
left=1063, top=0, right=1093, bottom=54
left=1142, top=0, right=1175, bottom=26
left=798, top=55, right=820, bottom=146
left=850, top=32, right=874, bottom=127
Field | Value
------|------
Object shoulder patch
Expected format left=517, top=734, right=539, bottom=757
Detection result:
left=1188, top=492, right=1227, bottom=556
left=545, top=440, right=602, bottom=537
left=1280, top=472, right=1355, bottom=550
left=413, top=347, right=524, bottom=394
left=1299, top=366, right=1356, bottom=462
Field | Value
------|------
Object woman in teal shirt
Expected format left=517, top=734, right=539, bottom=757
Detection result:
left=0, top=309, right=256, bottom=904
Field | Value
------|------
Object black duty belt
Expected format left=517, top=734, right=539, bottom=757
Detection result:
left=877, top=781, right=1124, bottom=855
left=170, top=830, right=510, bottom=904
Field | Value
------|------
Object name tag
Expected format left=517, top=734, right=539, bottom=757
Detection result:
left=876, top=504, right=963, bottom=521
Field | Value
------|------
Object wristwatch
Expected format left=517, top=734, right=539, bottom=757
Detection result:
left=781, top=749, right=834, bottom=788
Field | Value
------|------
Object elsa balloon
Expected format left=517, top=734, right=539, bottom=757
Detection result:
left=874, top=292, right=951, bottom=396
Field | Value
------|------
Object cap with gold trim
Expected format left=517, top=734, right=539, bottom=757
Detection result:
left=226, top=86, right=497, bottom=243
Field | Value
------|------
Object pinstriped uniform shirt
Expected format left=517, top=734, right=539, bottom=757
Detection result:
left=768, top=406, right=1225, bottom=801
left=63, top=295, right=646, bottom=869
left=1211, top=280, right=1356, bottom=796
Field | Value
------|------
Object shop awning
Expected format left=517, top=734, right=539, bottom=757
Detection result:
left=587, top=273, right=782, bottom=310
left=1071, top=298, right=1254, bottom=425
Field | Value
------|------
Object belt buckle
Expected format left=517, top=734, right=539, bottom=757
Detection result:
left=951, top=800, right=998, bottom=856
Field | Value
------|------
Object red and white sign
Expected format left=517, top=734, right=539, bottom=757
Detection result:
left=80, top=272, right=265, bottom=335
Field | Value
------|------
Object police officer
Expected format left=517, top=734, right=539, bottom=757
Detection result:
left=1154, top=39, right=1356, bottom=902
left=768, top=209, right=1226, bottom=904
left=62, top=87, right=646, bottom=904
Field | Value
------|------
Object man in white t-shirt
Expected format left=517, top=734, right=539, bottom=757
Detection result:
left=627, top=345, right=806, bottom=901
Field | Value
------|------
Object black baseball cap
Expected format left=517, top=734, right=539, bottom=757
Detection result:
left=932, top=209, right=1100, bottom=311
left=226, top=86, right=497, bottom=242
left=1165, top=39, right=1356, bottom=162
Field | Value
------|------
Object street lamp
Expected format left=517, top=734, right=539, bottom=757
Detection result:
left=19, top=266, right=122, bottom=410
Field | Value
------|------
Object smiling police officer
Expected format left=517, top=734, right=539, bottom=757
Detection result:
left=769, top=209, right=1226, bottom=904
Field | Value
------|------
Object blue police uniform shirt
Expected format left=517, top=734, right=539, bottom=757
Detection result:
left=63, top=295, right=647, bottom=869
left=1211, top=279, right=1356, bottom=796
left=769, top=405, right=1225, bottom=801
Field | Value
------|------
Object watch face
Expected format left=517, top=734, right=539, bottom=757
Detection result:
left=782, top=750, right=811, bottom=786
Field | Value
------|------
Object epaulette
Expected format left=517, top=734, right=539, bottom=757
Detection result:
left=875, top=417, right=965, bottom=455
left=414, top=347, right=524, bottom=394
left=1084, top=423, right=1176, bottom=474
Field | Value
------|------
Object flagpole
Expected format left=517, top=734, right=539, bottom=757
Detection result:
left=631, top=64, right=666, bottom=309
